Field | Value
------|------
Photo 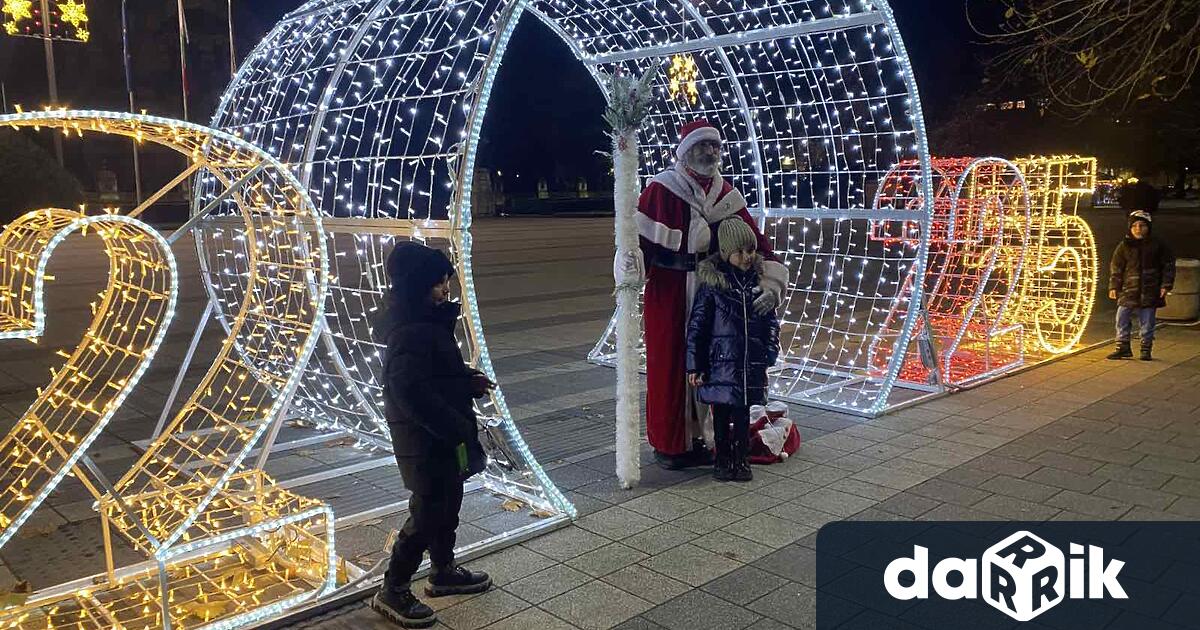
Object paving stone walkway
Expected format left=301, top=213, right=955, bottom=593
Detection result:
left=3, top=215, right=1198, bottom=627
left=291, top=325, right=1200, bottom=630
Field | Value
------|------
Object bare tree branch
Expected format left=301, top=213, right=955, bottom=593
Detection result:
left=969, top=0, right=1200, bottom=119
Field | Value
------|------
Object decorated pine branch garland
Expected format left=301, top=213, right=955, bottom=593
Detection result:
left=601, top=66, right=657, bottom=489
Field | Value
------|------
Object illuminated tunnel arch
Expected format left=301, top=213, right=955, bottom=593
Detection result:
left=200, top=0, right=935, bottom=522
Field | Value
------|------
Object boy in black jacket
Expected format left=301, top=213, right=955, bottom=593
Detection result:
left=1107, top=211, right=1175, bottom=361
left=372, top=242, right=493, bottom=628
left=686, top=219, right=781, bottom=482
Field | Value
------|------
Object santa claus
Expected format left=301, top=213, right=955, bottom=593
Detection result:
left=616, top=120, right=788, bottom=469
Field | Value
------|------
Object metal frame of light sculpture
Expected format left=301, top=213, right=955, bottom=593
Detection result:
left=202, top=0, right=933, bottom=508
left=867, top=157, right=1032, bottom=388
left=0, top=110, right=336, bottom=630
left=1010, top=156, right=1098, bottom=355
left=582, top=0, right=943, bottom=415
left=573, top=0, right=942, bottom=413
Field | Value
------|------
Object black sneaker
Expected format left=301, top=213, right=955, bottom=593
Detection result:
left=1140, top=347, right=1153, bottom=361
left=369, top=588, right=436, bottom=628
left=732, top=460, right=753, bottom=482
left=426, top=566, right=492, bottom=597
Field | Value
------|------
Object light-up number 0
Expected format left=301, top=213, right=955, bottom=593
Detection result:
left=869, top=158, right=1032, bottom=387
left=0, top=111, right=337, bottom=630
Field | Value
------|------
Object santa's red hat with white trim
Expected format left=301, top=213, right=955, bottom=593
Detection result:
left=676, top=119, right=722, bottom=160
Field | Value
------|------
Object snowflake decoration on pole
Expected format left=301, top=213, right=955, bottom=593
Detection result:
left=2, top=0, right=87, bottom=41
left=2, top=0, right=31, bottom=20
left=57, top=0, right=87, bottom=41
left=2, top=0, right=32, bottom=34
left=667, top=54, right=699, bottom=106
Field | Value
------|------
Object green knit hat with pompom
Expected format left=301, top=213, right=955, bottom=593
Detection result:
left=717, top=218, right=756, bottom=261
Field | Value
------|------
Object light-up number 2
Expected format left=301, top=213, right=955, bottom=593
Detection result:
left=0, top=111, right=336, bottom=630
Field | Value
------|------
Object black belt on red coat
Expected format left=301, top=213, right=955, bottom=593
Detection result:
left=649, top=249, right=705, bottom=271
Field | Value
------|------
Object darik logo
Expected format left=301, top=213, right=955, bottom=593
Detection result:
left=883, top=531, right=1128, bottom=622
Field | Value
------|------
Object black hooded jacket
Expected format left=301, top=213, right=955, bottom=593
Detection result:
left=685, top=254, right=781, bottom=407
left=1109, top=218, right=1176, bottom=309
left=376, top=242, right=486, bottom=494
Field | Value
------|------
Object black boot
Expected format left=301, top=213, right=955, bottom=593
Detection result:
left=687, top=438, right=714, bottom=467
left=370, top=587, right=437, bottom=628
left=732, top=442, right=753, bottom=482
left=713, top=440, right=733, bottom=482
left=1140, top=343, right=1153, bottom=361
left=1107, top=342, right=1132, bottom=360
left=426, top=565, right=492, bottom=597
left=653, top=450, right=687, bottom=470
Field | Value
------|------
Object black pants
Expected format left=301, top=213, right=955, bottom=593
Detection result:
left=712, top=404, right=750, bottom=460
left=385, top=481, right=464, bottom=590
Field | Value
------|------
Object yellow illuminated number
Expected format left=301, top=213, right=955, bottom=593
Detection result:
left=0, top=209, right=176, bottom=543
left=1011, top=157, right=1099, bottom=354
left=0, top=111, right=337, bottom=630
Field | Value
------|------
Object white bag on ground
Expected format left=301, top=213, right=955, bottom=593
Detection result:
left=751, top=403, right=793, bottom=456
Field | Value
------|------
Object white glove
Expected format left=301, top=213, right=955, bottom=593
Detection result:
left=753, top=286, right=779, bottom=315
left=614, top=249, right=645, bottom=287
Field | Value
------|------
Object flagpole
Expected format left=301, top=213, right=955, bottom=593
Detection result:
left=39, top=0, right=64, bottom=165
left=176, top=0, right=189, bottom=121
left=227, top=0, right=237, bottom=76
left=121, top=0, right=143, bottom=204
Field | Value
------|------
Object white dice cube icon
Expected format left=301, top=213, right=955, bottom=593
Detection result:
left=982, top=531, right=1065, bottom=621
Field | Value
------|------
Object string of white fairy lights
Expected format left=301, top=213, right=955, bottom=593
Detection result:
left=202, top=0, right=933, bottom=497
left=582, top=0, right=934, bottom=414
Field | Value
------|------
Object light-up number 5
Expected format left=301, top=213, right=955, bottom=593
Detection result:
left=1011, top=157, right=1099, bottom=355
left=0, top=111, right=336, bottom=630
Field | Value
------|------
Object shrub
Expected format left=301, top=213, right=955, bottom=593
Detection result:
left=0, top=130, right=84, bottom=224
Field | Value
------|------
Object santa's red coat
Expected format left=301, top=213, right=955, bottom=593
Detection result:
left=637, top=169, right=786, bottom=456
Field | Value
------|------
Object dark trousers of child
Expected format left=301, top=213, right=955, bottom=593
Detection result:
left=384, top=481, right=464, bottom=591
left=712, top=404, right=750, bottom=461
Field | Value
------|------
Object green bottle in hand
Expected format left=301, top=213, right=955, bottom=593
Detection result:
left=456, top=443, right=469, bottom=474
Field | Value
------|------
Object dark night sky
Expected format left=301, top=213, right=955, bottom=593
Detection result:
left=0, top=1, right=989, bottom=186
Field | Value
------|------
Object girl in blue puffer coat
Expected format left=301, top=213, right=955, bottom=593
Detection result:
left=686, top=219, right=781, bottom=482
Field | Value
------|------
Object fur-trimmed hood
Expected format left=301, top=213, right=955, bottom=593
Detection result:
left=697, top=253, right=764, bottom=291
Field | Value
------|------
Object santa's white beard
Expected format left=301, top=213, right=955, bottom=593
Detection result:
left=685, top=156, right=721, bottom=177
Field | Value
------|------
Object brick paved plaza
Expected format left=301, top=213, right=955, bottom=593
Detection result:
left=1, top=215, right=1198, bottom=629
left=294, top=328, right=1200, bottom=630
